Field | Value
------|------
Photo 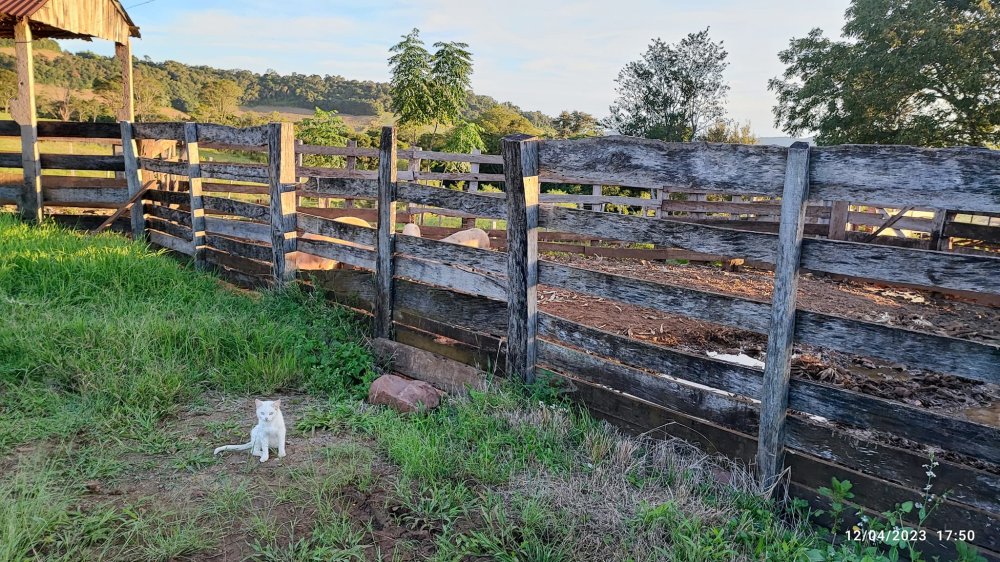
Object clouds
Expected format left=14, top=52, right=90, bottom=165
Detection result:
left=72, top=0, right=849, bottom=135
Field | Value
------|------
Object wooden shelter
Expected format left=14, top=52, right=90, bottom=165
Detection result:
left=0, top=0, right=140, bottom=222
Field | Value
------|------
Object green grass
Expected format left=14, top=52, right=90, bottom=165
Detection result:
left=2, top=213, right=979, bottom=562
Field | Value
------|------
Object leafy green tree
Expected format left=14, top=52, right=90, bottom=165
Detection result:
left=699, top=120, right=758, bottom=144
left=474, top=104, right=543, bottom=153
left=770, top=0, right=999, bottom=146
left=72, top=98, right=106, bottom=122
left=296, top=108, right=352, bottom=167
left=437, top=121, right=487, bottom=174
left=553, top=111, right=603, bottom=138
left=428, top=40, right=473, bottom=149
left=605, top=28, right=729, bottom=141
left=135, top=68, right=169, bottom=121
left=0, top=69, right=16, bottom=114
left=388, top=28, right=434, bottom=138
left=195, top=79, right=244, bottom=122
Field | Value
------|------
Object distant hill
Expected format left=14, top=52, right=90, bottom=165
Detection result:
left=0, top=39, right=546, bottom=128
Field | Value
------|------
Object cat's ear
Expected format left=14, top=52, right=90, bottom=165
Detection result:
left=255, top=399, right=262, bottom=408
left=273, top=400, right=281, bottom=410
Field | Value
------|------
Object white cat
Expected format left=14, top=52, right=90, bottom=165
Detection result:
left=213, top=399, right=286, bottom=462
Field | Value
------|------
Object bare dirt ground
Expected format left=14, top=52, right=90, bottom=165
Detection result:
left=537, top=254, right=1000, bottom=428
left=75, top=394, right=436, bottom=562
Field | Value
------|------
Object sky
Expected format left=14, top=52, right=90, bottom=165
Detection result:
left=63, top=0, right=852, bottom=136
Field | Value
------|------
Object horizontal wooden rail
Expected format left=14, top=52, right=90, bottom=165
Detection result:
left=147, top=229, right=193, bottom=255
left=146, top=215, right=192, bottom=241
left=297, top=212, right=376, bottom=246
left=204, top=216, right=270, bottom=242
left=144, top=203, right=191, bottom=226
left=397, top=181, right=507, bottom=219
left=539, top=205, right=1000, bottom=295
left=296, top=238, right=376, bottom=270
left=205, top=234, right=271, bottom=263
left=662, top=200, right=831, bottom=218
left=395, top=234, right=506, bottom=276
left=537, top=259, right=1000, bottom=384
left=0, top=120, right=120, bottom=139
left=202, top=195, right=270, bottom=222
left=538, top=313, right=1000, bottom=464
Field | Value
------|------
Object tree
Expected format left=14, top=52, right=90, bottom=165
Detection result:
left=473, top=104, right=543, bottom=153
left=72, top=98, right=106, bottom=122
left=770, top=0, right=1000, bottom=146
left=388, top=28, right=434, bottom=137
left=553, top=110, right=603, bottom=138
left=0, top=69, right=16, bottom=113
left=699, top=120, right=758, bottom=144
left=134, top=68, right=169, bottom=121
left=428, top=40, right=473, bottom=149
left=295, top=108, right=352, bottom=167
left=93, top=77, right=123, bottom=116
left=196, top=79, right=244, bottom=122
left=605, top=29, right=729, bottom=141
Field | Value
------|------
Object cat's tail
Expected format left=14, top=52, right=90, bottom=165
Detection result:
left=214, top=442, right=253, bottom=455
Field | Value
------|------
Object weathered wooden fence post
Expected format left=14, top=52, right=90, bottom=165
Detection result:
left=183, top=123, right=207, bottom=269
left=374, top=126, right=398, bottom=339
left=757, top=141, right=811, bottom=491
left=268, top=122, right=298, bottom=286
left=120, top=121, right=146, bottom=239
left=828, top=201, right=850, bottom=240
left=11, top=18, right=42, bottom=224
left=463, top=148, right=481, bottom=229
left=344, top=139, right=357, bottom=209
left=502, top=134, right=541, bottom=383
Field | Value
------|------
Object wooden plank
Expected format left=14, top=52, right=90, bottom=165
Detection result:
left=374, top=126, right=398, bottom=339
left=310, top=268, right=507, bottom=336
left=267, top=122, right=298, bottom=286
left=297, top=144, right=379, bottom=157
left=204, top=216, right=270, bottom=243
left=395, top=255, right=507, bottom=300
left=503, top=134, right=541, bottom=383
left=11, top=18, right=41, bottom=223
left=204, top=247, right=272, bottom=277
left=120, top=121, right=146, bottom=238
left=148, top=229, right=193, bottom=256
left=539, top=312, right=1000, bottom=468
left=196, top=123, right=268, bottom=147
left=304, top=177, right=377, bottom=198
left=144, top=189, right=188, bottom=207
left=201, top=162, right=269, bottom=183
left=184, top=123, right=207, bottom=269
left=203, top=181, right=269, bottom=195
left=929, top=209, right=950, bottom=250
left=538, top=136, right=788, bottom=193
left=114, top=40, right=133, bottom=122
left=542, top=193, right=657, bottom=208
left=144, top=203, right=191, bottom=226
left=539, top=206, right=1000, bottom=295
left=395, top=234, right=506, bottom=276
left=39, top=154, right=124, bottom=171
left=397, top=181, right=507, bottom=219
left=140, top=158, right=187, bottom=176
left=202, top=195, right=270, bottom=222
left=662, top=200, right=831, bottom=218
left=296, top=238, right=376, bottom=270
left=132, top=122, right=185, bottom=141
left=536, top=260, right=1000, bottom=384
left=43, top=187, right=128, bottom=205
left=372, top=337, right=487, bottom=394
left=294, top=206, right=414, bottom=224
left=145, top=215, right=192, bottom=241
left=393, top=323, right=503, bottom=376
left=944, top=220, right=1000, bottom=243
left=205, top=234, right=271, bottom=263
left=299, top=167, right=377, bottom=180
left=810, top=145, right=1000, bottom=213
left=296, top=212, right=375, bottom=246
left=406, top=148, right=502, bottom=165
left=758, top=142, right=811, bottom=490
left=39, top=177, right=128, bottom=189
left=847, top=209, right=933, bottom=232
left=827, top=201, right=850, bottom=240
left=0, top=185, right=18, bottom=202
left=91, top=181, right=153, bottom=234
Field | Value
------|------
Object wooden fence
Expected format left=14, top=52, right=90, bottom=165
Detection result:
left=2, top=121, right=999, bottom=560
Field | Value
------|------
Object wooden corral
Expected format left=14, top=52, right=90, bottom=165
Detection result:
left=1, top=120, right=999, bottom=560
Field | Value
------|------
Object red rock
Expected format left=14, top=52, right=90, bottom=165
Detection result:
left=368, top=374, right=441, bottom=413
